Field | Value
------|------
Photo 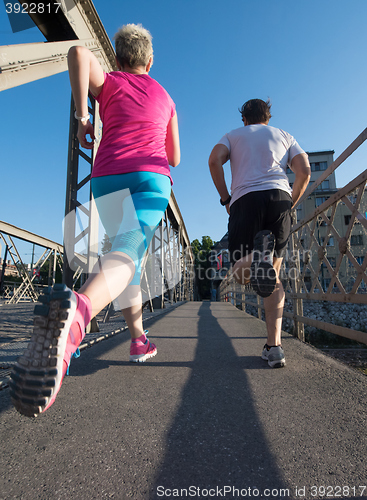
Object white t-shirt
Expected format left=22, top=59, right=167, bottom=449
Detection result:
left=218, top=124, right=305, bottom=205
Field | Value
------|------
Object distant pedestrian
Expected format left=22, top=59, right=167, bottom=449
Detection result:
left=10, top=23, right=180, bottom=416
left=209, top=99, right=310, bottom=367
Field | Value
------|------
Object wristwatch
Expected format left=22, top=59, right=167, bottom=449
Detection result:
left=220, top=196, right=231, bottom=206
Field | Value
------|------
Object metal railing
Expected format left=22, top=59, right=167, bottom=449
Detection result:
left=0, top=208, right=194, bottom=310
left=0, top=281, right=48, bottom=302
left=219, top=128, right=367, bottom=346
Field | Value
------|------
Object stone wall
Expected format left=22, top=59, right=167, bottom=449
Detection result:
left=242, top=293, right=367, bottom=345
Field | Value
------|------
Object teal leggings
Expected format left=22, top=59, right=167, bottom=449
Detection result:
left=91, top=172, right=171, bottom=285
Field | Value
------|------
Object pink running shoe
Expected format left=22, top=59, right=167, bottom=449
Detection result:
left=130, top=331, right=157, bottom=363
left=9, top=284, right=91, bottom=417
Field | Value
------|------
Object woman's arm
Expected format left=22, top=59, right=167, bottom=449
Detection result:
left=165, top=111, right=180, bottom=167
left=67, top=46, right=105, bottom=149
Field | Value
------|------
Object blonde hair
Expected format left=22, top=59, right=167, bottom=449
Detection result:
left=113, top=23, right=153, bottom=68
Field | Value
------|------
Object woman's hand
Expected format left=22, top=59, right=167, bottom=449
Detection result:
left=77, top=120, right=95, bottom=149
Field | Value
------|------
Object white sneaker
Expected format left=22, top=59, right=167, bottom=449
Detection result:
left=261, top=344, right=286, bottom=368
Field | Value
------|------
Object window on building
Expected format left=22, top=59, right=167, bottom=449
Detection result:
left=321, top=236, right=334, bottom=247
left=310, top=161, right=328, bottom=172
left=316, top=196, right=329, bottom=207
left=222, top=251, right=230, bottom=265
left=316, top=180, right=330, bottom=191
left=323, top=278, right=331, bottom=292
left=351, top=234, right=363, bottom=245
left=328, top=257, right=336, bottom=267
left=345, top=215, right=351, bottom=225
left=348, top=256, right=364, bottom=267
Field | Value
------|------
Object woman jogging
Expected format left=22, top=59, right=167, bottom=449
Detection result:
left=10, top=24, right=180, bottom=417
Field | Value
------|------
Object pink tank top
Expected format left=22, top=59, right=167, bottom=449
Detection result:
left=92, top=71, right=176, bottom=182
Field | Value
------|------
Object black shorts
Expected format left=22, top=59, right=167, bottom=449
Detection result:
left=228, top=189, right=292, bottom=264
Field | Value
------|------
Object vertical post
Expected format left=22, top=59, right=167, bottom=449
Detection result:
left=0, top=245, right=8, bottom=295
left=63, top=96, right=79, bottom=289
left=151, top=223, right=162, bottom=309
left=64, top=94, right=100, bottom=331
left=241, top=284, right=245, bottom=311
left=289, top=211, right=305, bottom=341
left=182, top=237, right=187, bottom=301
left=178, top=227, right=182, bottom=302
left=173, top=228, right=178, bottom=302
left=47, top=250, right=56, bottom=287
left=257, top=294, right=262, bottom=319
left=64, top=94, right=100, bottom=287
left=87, top=99, right=102, bottom=276
left=159, top=219, right=165, bottom=308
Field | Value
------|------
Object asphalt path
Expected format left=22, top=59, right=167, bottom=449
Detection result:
left=1, top=301, right=366, bottom=500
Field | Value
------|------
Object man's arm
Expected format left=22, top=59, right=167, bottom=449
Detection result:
left=208, top=144, right=231, bottom=214
left=290, top=153, right=311, bottom=208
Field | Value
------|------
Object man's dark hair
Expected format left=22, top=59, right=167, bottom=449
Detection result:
left=239, top=98, right=272, bottom=124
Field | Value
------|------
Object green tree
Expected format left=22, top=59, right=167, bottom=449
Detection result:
left=39, top=257, right=63, bottom=284
left=191, top=235, right=215, bottom=300
left=101, top=233, right=112, bottom=255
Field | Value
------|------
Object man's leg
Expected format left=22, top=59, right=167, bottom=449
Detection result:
left=232, top=254, right=252, bottom=285
left=263, top=257, right=284, bottom=347
left=233, top=253, right=285, bottom=345
left=233, top=253, right=286, bottom=368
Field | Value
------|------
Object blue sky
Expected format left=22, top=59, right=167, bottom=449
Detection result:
left=1, top=0, right=367, bottom=263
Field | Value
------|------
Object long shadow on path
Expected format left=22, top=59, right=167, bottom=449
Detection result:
left=151, top=302, right=288, bottom=499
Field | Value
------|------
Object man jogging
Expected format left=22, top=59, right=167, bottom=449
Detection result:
left=208, top=99, right=310, bottom=368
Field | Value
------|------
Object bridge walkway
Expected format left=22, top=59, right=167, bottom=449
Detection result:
left=0, top=301, right=366, bottom=500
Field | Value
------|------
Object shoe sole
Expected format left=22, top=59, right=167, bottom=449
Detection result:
left=129, top=348, right=157, bottom=363
left=262, top=351, right=286, bottom=368
left=9, top=284, right=77, bottom=417
left=251, top=231, right=277, bottom=298
left=268, top=358, right=286, bottom=368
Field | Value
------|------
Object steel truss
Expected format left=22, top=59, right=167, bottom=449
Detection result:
left=0, top=221, right=63, bottom=303
left=0, top=0, right=194, bottom=310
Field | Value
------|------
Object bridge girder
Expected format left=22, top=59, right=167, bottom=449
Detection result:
left=0, top=0, right=194, bottom=307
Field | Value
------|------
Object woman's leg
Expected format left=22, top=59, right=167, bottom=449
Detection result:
left=10, top=173, right=171, bottom=415
left=90, top=172, right=171, bottom=339
left=78, top=251, right=136, bottom=318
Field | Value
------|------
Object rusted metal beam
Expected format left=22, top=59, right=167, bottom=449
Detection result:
left=0, top=220, right=63, bottom=251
